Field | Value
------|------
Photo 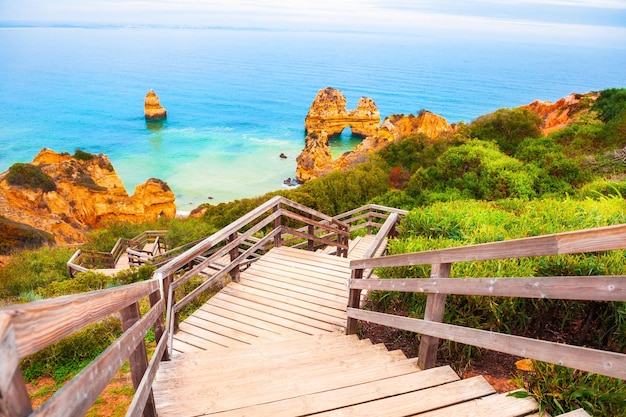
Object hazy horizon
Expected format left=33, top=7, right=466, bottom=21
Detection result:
left=1, top=0, right=625, bottom=45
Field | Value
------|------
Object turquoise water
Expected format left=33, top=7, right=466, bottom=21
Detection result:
left=1, top=27, right=625, bottom=211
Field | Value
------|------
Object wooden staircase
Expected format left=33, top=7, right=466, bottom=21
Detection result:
left=153, top=245, right=542, bottom=416
left=153, top=332, right=538, bottom=417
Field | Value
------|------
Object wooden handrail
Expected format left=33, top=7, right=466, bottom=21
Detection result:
left=350, top=223, right=626, bottom=270
left=361, top=212, right=398, bottom=260
left=347, top=308, right=626, bottom=379
left=1, top=280, right=160, bottom=359
left=347, top=223, right=626, bottom=379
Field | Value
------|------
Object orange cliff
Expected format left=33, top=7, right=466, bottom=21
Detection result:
left=0, top=149, right=176, bottom=244
left=522, top=92, right=599, bottom=135
left=296, top=87, right=452, bottom=182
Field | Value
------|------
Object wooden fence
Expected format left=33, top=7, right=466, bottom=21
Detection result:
left=67, top=231, right=168, bottom=277
left=346, top=224, right=626, bottom=379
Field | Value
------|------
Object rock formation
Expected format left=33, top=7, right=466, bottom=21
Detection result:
left=522, top=92, right=599, bottom=135
left=296, top=87, right=452, bottom=182
left=0, top=149, right=176, bottom=244
left=144, top=89, right=167, bottom=120
left=304, top=87, right=380, bottom=138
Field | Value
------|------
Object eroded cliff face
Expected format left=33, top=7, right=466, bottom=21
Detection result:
left=0, top=149, right=176, bottom=244
left=296, top=87, right=452, bottom=182
left=522, top=92, right=599, bottom=134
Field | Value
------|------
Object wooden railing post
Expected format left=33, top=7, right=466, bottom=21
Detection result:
left=0, top=315, right=32, bottom=417
left=341, top=225, right=349, bottom=258
left=163, top=272, right=179, bottom=334
left=120, top=302, right=157, bottom=417
left=417, top=263, right=451, bottom=370
left=307, top=214, right=315, bottom=251
left=346, top=268, right=364, bottom=335
left=367, top=212, right=373, bottom=235
left=273, top=205, right=282, bottom=248
left=228, top=233, right=241, bottom=282
left=149, top=291, right=169, bottom=362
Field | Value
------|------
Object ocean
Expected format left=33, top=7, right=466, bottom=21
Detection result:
left=1, top=26, right=625, bottom=212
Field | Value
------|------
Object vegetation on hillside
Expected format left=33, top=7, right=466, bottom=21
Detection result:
left=6, top=162, right=57, bottom=192
left=1, top=88, right=625, bottom=415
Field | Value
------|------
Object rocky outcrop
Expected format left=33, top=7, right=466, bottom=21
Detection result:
left=0, top=149, right=176, bottom=244
left=304, top=87, right=380, bottom=138
left=522, top=92, right=598, bottom=134
left=144, top=89, right=167, bottom=120
left=296, top=87, right=452, bottom=182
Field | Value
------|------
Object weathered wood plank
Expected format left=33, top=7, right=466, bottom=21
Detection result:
left=349, top=276, right=626, bottom=302
left=197, top=302, right=305, bottom=336
left=156, top=339, right=388, bottom=385
left=416, top=390, right=539, bottom=417
left=222, top=283, right=345, bottom=319
left=241, top=267, right=347, bottom=298
left=350, top=223, right=626, bottom=270
left=245, top=261, right=347, bottom=292
left=312, top=376, right=495, bottom=417
left=0, top=280, right=159, bottom=359
left=236, top=278, right=347, bottom=311
left=181, top=314, right=263, bottom=344
left=258, top=246, right=351, bottom=267
left=174, top=324, right=238, bottom=349
left=241, top=270, right=347, bottom=303
left=213, top=292, right=343, bottom=333
left=154, top=358, right=421, bottom=416
left=204, top=366, right=458, bottom=417
left=347, top=308, right=626, bottom=379
left=160, top=334, right=363, bottom=372
left=206, top=296, right=324, bottom=335
left=558, top=409, right=591, bottom=417
left=171, top=338, right=206, bottom=355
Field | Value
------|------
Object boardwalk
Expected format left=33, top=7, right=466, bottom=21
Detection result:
left=152, top=245, right=542, bottom=417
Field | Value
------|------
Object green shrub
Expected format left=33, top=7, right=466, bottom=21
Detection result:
left=378, top=133, right=461, bottom=173
left=515, top=136, right=582, bottom=194
left=592, top=88, right=626, bottom=123
left=516, top=362, right=626, bottom=417
left=164, top=217, right=218, bottom=248
left=6, top=163, right=57, bottom=192
left=468, top=107, right=542, bottom=153
left=576, top=180, right=626, bottom=200
left=601, top=107, right=626, bottom=148
left=293, top=158, right=390, bottom=215
left=39, top=265, right=155, bottom=298
left=405, top=141, right=538, bottom=202
left=74, top=173, right=107, bottom=191
left=73, top=148, right=95, bottom=161
left=0, top=247, right=74, bottom=299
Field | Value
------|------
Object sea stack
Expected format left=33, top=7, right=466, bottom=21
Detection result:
left=144, top=89, right=167, bottom=120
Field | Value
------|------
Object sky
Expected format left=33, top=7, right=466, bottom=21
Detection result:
left=1, top=0, right=625, bottom=42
